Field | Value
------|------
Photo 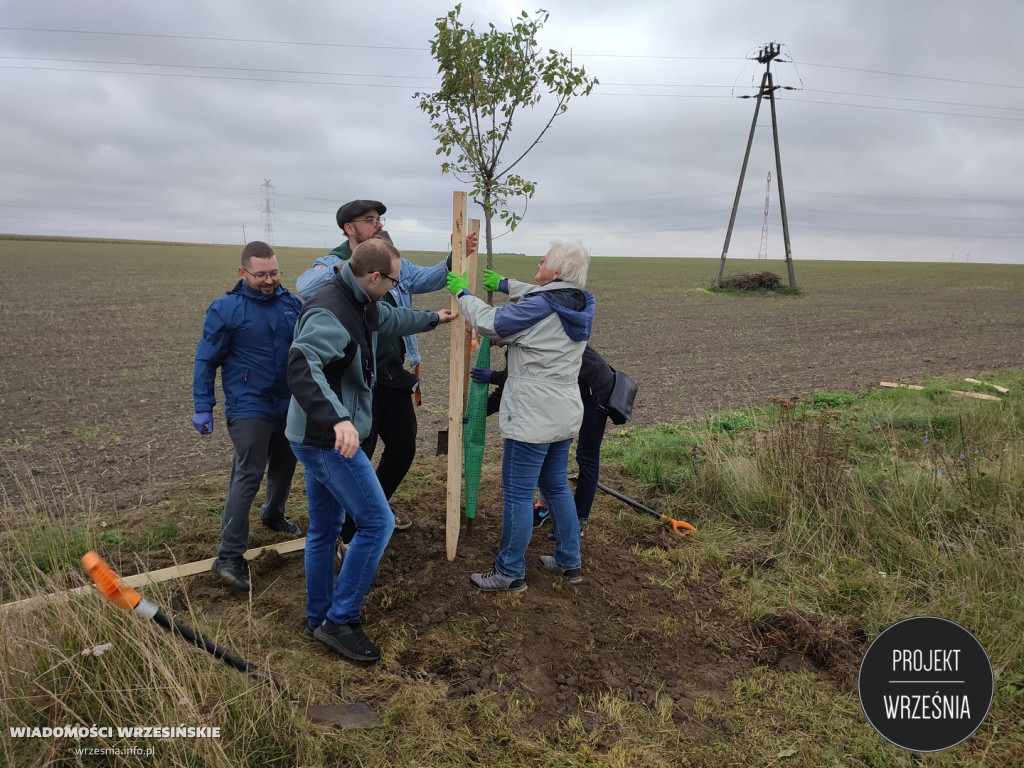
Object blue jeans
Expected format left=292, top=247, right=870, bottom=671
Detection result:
left=536, top=394, right=610, bottom=524
left=496, top=438, right=580, bottom=579
left=289, top=441, right=393, bottom=627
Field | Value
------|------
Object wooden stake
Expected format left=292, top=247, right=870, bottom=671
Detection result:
left=446, top=192, right=469, bottom=561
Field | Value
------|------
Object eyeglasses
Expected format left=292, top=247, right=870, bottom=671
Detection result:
left=242, top=268, right=282, bottom=280
left=354, top=216, right=385, bottom=227
left=378, top=271, right=401, bottom=288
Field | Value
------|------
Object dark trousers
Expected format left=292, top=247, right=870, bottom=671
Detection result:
left=339, top=386, right=417, bottom=544
left=216, top=417, right=296, bottom=562
left=361, top=385, right=417, bottom=500
left=574, top=392, right=610, bottom=523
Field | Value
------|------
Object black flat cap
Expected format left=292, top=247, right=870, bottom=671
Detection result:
left=336, top=199, right=386, bottom=229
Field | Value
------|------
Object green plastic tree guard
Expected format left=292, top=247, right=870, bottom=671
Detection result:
left=463, top=337, right=491, bottom=520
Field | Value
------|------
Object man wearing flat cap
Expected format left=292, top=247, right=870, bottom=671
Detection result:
left=296, top=199, right=477, bottom=535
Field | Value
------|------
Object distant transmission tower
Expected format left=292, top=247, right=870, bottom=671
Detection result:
left=716, top=42, right=797, bottom=287
left=757, top=171, right=771, bottom=259
left=261, top=179, right=275, bottom=244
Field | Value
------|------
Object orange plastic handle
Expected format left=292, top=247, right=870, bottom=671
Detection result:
left=82, top=551, right=141, bottom=612
left=663, top=517, right=696, bottom=536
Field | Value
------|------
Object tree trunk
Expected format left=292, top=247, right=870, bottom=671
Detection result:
left=483, top=182, right=495, bottom=305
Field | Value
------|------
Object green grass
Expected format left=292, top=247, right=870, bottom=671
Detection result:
left=3, top=371, right=1024, bottom=765
left=612, top=371, right=1024, bottom=674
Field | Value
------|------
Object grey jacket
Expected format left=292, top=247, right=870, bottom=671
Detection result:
left=458, top=279, right=595, bottom=443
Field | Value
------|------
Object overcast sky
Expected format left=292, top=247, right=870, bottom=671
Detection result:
left=2, top=0, right=1023, bottom=263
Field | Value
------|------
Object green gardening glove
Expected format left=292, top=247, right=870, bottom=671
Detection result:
left=447, top=271, right=470, bottom=296
left=481, top=269, right=505, bottom=293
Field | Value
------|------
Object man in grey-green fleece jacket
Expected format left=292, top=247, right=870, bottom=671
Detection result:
left=286, top=238, right=456, bottom=662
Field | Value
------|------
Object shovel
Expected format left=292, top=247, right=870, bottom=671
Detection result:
left=81, top=551, right=377, bottom=729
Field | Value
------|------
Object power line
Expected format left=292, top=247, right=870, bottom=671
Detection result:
left=793, top=60, right=1024, bottom=91
left=783, top=95, right=1024, bottom=122
left=786, top=189, right=1024, bottom=205
left=6, top=61, right=1018, bottom=121
left=0, top=54, right=439, bottom=81
left=4, top=25, right=1018, bottom=92
left=799, top=88, right=1024, bottom=114
left=0, top=63, right=424, bottom=89
left=0, top=193, right=257, bottom=210
left=0, top=26, right=426, bottom=52
left=4, top=188, right=1016, bottom=216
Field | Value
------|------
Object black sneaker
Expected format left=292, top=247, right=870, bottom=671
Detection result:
left=211, top=558, right=251, bottom=591
left=263, top=516, right=301, bottom=536
left=313, top=621, right=381, bottom=662
left=532, top=503, right=550, bottom=528
left=301, top=622, right=318, bottom=642
left=538, top=555, right=583, bottom=584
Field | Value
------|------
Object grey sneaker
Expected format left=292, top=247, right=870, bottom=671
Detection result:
left=211, top=558, right=251, bottom=591
left=538, top=555, right=582, bottom=584
left=313, top=621, right=381, bottom=662
left=393, top=510, right=412, bottom=530
left=263, top=516, right=301, bottom=536
left=470, top=569, right=527, bottom=593
left=301, top=622, right=318, bottom=641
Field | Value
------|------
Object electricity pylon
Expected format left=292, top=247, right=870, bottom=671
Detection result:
left=715, top=43, right=796, bottom=287
left=757, top=171, right=771, bottom=259
left=261, top=179, right=275, bottom=245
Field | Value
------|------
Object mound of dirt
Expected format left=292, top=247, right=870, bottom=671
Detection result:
left=750, top=608, right=867, bottom=691
left=206, top=467, right=865, bottom=734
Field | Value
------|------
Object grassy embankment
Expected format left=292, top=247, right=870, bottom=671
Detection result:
left=3, top=369, right=1022, bottom=766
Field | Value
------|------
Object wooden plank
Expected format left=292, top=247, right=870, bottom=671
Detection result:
left=879, top=381, right=1000, bottom=402
left=949, top=390, right=1001, bottom=402
left=446, top=191, right=469, bottom=562
left=0, top=537, right=309, bottom=616
left=880, top=381, right=924, bottom=391
left=964, top=378, right=1009, bottom=394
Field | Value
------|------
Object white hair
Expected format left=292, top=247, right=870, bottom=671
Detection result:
left=545, top=240, right=591, bottom=287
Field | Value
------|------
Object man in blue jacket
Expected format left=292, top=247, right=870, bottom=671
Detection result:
left=192, top=241, right=303, bottom=592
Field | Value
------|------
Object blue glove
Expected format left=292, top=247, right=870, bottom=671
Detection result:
left=191, top=412, right=214, bottom=435
left=470, top=367, right=494, bottom=384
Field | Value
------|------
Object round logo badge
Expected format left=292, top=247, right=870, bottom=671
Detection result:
left=858, top=616, right=993, bottom=752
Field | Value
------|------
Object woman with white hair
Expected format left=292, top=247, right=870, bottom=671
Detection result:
left=447, top=240, right=595, bottom=592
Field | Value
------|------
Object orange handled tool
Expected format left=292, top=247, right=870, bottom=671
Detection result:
left=81, top=551, right=377, bottom=728
left=594, top=481, right=696, bottom=536
left=81, top=550, right=142, bottom=612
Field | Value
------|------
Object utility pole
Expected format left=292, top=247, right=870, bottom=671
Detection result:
left=261, top=179, right=275, bottom=245
left=716, top=42, right=796, bottom=287
left=757, top=171, right=771, bottom=259
left=241, top=222, right=247, bottom=243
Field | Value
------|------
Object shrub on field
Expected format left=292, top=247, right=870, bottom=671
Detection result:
left=721, top=271, right=783, bottom=291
